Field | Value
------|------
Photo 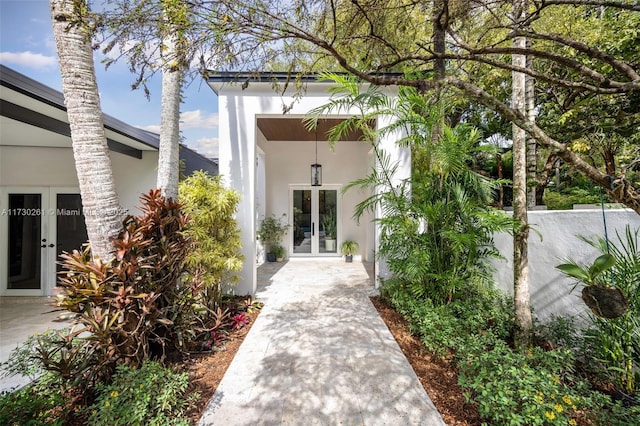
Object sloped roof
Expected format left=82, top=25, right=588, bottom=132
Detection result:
left=1, top=64, right=158, bottom=157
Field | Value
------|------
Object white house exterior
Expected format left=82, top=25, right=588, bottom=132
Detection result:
left=0, top=65, right=216, bottom=297
left=207, top=73, right=409, bottom=295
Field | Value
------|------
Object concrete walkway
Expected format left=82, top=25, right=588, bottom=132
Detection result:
left=198, top=259, right=445, bottom=426
left=0, top=297, right=72, bottom=391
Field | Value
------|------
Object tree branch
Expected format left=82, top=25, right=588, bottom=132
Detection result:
left=515, top=29, right=640, bottom=81
left=540, top=0, right=640, bottom=12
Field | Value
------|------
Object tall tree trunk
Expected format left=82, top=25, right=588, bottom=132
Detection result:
left=157, top=16, right=184, bottom=201
left=50, top=0, right=122, bottom=261
left=432, top=0, right=446, bottom=80
left=157, top=59, right=182, bottom=200
left=535, top=152, right=558, bottom=205
left=430, top=0, right=447, bottom=143
left=525, top=51, right=537, bottom=207
left=512, top=0, right=533, bottom=351
left=497, top=152, right=504, bottom=209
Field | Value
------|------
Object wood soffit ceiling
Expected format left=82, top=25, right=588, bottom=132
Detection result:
left=256, top=118, right=373, bottom=142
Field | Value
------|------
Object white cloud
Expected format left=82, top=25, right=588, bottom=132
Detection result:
left=136, top=109, right=217, bottom=134
left=0, top=51, right=56, bottom=70
left=136, top=109, right=218, bottom=133
left=180, top=110, right=218, bottom=129
left=186, top=137, right=219, bottom=159
left=136, top=124, right=161, bottom=133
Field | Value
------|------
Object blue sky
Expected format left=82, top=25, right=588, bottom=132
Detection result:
left=0, top=0, right=219, bottom=159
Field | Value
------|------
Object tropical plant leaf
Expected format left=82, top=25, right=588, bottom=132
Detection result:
left=556, top=263, right=590, bottom=281
left=588, top=253, right=616, bottom=277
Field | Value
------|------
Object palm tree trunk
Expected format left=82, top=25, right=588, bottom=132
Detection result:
left=157, top=8, right=185, bottom=201
left=157, top=44, right=182, bottom=200
left=512, top=0, right=533, bottom=351
left=50, top=0, right=122, bottom=261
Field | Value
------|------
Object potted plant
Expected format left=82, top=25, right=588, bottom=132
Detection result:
left=322, top=210, right=337, bottom=251
left=273, top=244, right=286, bottom=262
left=340, top=240, right=359, bottom=262
left=257, top=215, right=288, bottom=262
left=557, top=249, right=637, bottom=401
left=557, top=253, right=628, bottom=318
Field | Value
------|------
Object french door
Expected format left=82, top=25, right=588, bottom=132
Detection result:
left=1, top=187, right=87, bottom=296
left=290, top=186, right=340, bottom=257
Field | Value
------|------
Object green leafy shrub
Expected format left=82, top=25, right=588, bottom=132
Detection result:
left=257, top=214, right=288, bottom=252
left=87, top=361, right=195, bottom=426
left=311, top=76, right=512, bottom=304
left=179, top=172, right=243, bottom=312
left=1, top=330, right=61, bottom=381
left=340, top=240, right=359, bottom=256
left=384, top=279, right=640, bottom=425
left=0, top=372, right=69, bottom=426
left=543, top=187, right=602, bottom=210
left=54, top=189, right=193, bottom=387
left=535, top=315, right=581, bottom=351
left=459, top=343, right=590, bottom=425
left=383, top=279, right=514, bottom=357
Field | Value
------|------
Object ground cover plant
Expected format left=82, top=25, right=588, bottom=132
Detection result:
left=381, top=281, right=640, bottom=425
left=1, top=187, right=256, bottom=425
left=0, top=295, right=261, bottom=426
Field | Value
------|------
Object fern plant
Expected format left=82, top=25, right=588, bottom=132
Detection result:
left=306, top=74, right=511, bottom=304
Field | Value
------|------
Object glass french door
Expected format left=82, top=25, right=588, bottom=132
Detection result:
left=1, top=187, right=87, bottom=295
left=291, top=186, right=340, bottom=256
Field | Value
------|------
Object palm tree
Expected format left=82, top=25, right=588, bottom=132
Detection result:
left=306, top=74, right=511, bottom=304
left=157, top=4, right=186, bottom=201
left=50, top=0, right=123, bottom=260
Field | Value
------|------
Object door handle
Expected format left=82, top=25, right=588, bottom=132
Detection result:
left=48, top=244, right=55, bottom=248
left=41, top=244, right=55, bottom=248
left=312, top=222, right=315, bottom=236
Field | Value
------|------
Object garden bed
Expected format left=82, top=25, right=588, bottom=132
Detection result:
left=185, top=307, right=260, bottom=423
left=371, top=296, right=482, bottom=426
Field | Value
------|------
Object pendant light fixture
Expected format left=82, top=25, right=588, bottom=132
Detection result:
left=311, top=128, right=322, bottom=186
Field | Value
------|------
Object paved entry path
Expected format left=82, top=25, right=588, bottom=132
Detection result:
left=198, top=259, right=445, bottom=426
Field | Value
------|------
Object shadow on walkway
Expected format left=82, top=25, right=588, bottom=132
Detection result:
left=199, top=259, right=444, bottom=425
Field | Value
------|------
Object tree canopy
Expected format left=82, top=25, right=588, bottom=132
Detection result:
left=187, top=0, right=640, bottom=212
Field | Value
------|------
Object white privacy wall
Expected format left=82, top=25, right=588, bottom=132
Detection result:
left=492, top=209, right=640, bottom=322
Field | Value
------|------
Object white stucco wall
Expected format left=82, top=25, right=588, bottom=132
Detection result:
left=374, top=112, right=410, bottom=285
left=217, top=94, right=258, bottom=295
left=0, top=146, right=158, bottom=212
left=1, top=145, right=159, bottom=296
left=216, top=83, right=407, bottom=294
left=259, top=137, right=373, bottom=260
left=492, top=208, right=640, bottom=323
